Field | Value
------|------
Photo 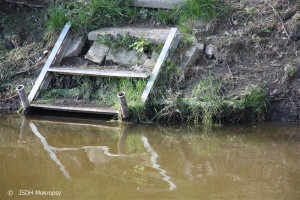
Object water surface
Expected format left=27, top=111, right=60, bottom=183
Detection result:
left=0, top=113, right=299, bottom=199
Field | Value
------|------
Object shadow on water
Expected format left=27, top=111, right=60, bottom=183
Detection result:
left=0, top=113, right=299, bottom=200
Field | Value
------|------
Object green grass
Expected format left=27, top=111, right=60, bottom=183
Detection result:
left=35, top=75, right=147, bottom=121
left=151, top=77, right=268, bottom=126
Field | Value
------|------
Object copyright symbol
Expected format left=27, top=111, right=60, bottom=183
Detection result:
left=7, top=190, right=13, bottom=196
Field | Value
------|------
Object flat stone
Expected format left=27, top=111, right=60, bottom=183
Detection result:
left=85, top=43, right=109, bottom=64
left=106, top=48, right=147, bottom=67
left=64, top=36, right=85, bottom=58
left=88, top=27, right=171, bottom=43
left=132, top=0, right=186, bottom=9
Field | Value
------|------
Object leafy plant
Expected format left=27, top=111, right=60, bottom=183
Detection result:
left=129, top=35, right=153, bottom=53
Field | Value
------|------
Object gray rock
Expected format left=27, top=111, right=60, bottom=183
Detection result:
left=182, top=44, right=203, bottom=68
left=64, top=36, right=85, bottom=58
left=205, top=44, right=217, bottom=59
left=85, top=43, right=110, bottom=64
left=106, top=48, right=147, bottom=67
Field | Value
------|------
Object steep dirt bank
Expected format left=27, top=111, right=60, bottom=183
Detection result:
left=0, top=0, right=299, bottom=122
left=180, top=0, right=299, bottom=122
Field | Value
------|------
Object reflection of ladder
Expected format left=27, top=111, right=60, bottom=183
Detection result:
left=27, top=23, right=179, bottom=116
left=22, top=117, right=176, bottom=190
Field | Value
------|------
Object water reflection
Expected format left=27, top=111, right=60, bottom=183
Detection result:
left=1, top=114, right=299, bottom=200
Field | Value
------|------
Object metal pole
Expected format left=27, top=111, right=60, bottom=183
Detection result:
left=117, top=91, right=130, bottom=119
left=16, top=85, right=30, bottom=115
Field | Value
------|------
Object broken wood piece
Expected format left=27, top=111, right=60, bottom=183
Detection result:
left=16, top=85, right=30, bottom=114
left=117, top=92, right=130, bottom=119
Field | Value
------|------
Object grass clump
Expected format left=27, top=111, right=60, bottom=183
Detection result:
left=47, top=0, right=133, bottom=34
left=35, top=75, right=147, bottom=121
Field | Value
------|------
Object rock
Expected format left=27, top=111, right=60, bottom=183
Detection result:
left=143, top=59, right=156, bottom=71
left=205, top=44, right=217, bottom=59
left=151, top=50, right=160, bottom=60
left=233, top=20, right=239, bottom=26
left=64, top=36, right=85, bottom=58
left=195, top=43, right=205, bottom=54
left=106, top=48, right=147, bottom=67
left=85, top=43, right=110, bottom=64
left=182, top=44, right=204, bottom=68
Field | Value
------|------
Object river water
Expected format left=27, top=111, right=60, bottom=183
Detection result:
left=0, top=113, right=299, bottom=200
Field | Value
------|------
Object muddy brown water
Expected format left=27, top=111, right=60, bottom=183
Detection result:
left=0, top=113, right=299, bottom=200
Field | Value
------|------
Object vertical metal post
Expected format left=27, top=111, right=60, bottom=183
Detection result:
left=117, top=91, right=130, bottom=119
left=16, top=85, right=30, bottom=115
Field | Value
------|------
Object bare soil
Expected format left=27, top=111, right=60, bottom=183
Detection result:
left=181, top=0, right=300, bottom=121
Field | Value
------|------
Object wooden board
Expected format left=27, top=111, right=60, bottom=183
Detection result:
left=132, top=0, right=186, bottom=9
left=48, top=67, right=149, bottom=78
left=30, top=104, right=119, bottom=116
left=28, top=23, right=71, bottom=101
left=141, top=28, right=178, bottom=103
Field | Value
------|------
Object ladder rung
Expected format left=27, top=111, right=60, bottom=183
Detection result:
left=48, top=67, right=149, bottom=78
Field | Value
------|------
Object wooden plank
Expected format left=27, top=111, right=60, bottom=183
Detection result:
left=28, top=23, right=71, bottom=101
left=48, top=67, right=149, bottom=78
left=132, top=0, right=186, bottom=9
left=141, top=28, right=177, bottom=103
left=30, top=104, right=119, bottom=116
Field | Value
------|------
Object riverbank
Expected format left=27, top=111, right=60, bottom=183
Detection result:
left=0, top=0, right=299, bottom=124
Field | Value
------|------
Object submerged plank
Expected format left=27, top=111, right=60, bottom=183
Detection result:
left=88, top=27, right=171, bottom=43
left=141, top=28, right=178, bottom=103
left=48, top=67, right=149, bottom=78
left=30, top=104, right=119, bottom=116
left=132, top=0, right=186, bottom=9
left=28, top=23, right=71, bottom=101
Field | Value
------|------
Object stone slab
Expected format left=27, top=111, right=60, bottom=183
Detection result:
left=88, top=27, right=171, bottom=43
left=64, top=36, right=85, bottom=58
left=85, top=43, right=109, bottom=64
left=132, top=0, right=186, bottom=9
left=106, top=48, right=147, bottom=67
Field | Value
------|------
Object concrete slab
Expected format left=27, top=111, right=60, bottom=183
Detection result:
left=132, top=0, right=186, bottom=9
left=88, top=27, right=171, bottom=43
left=64, top=36, right=85, bottom=58
left=85, top=43, right=109, bottom=64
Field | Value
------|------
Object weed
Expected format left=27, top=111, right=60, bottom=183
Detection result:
left=285, top=65, right=297, bottom=80
left=240, top=85, right=268, bottom=121
left=129, top=35, right=153, bottom=53
left=46, top=6, right=68, bottom=32
left=98, top=34, right=157, bottom=54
